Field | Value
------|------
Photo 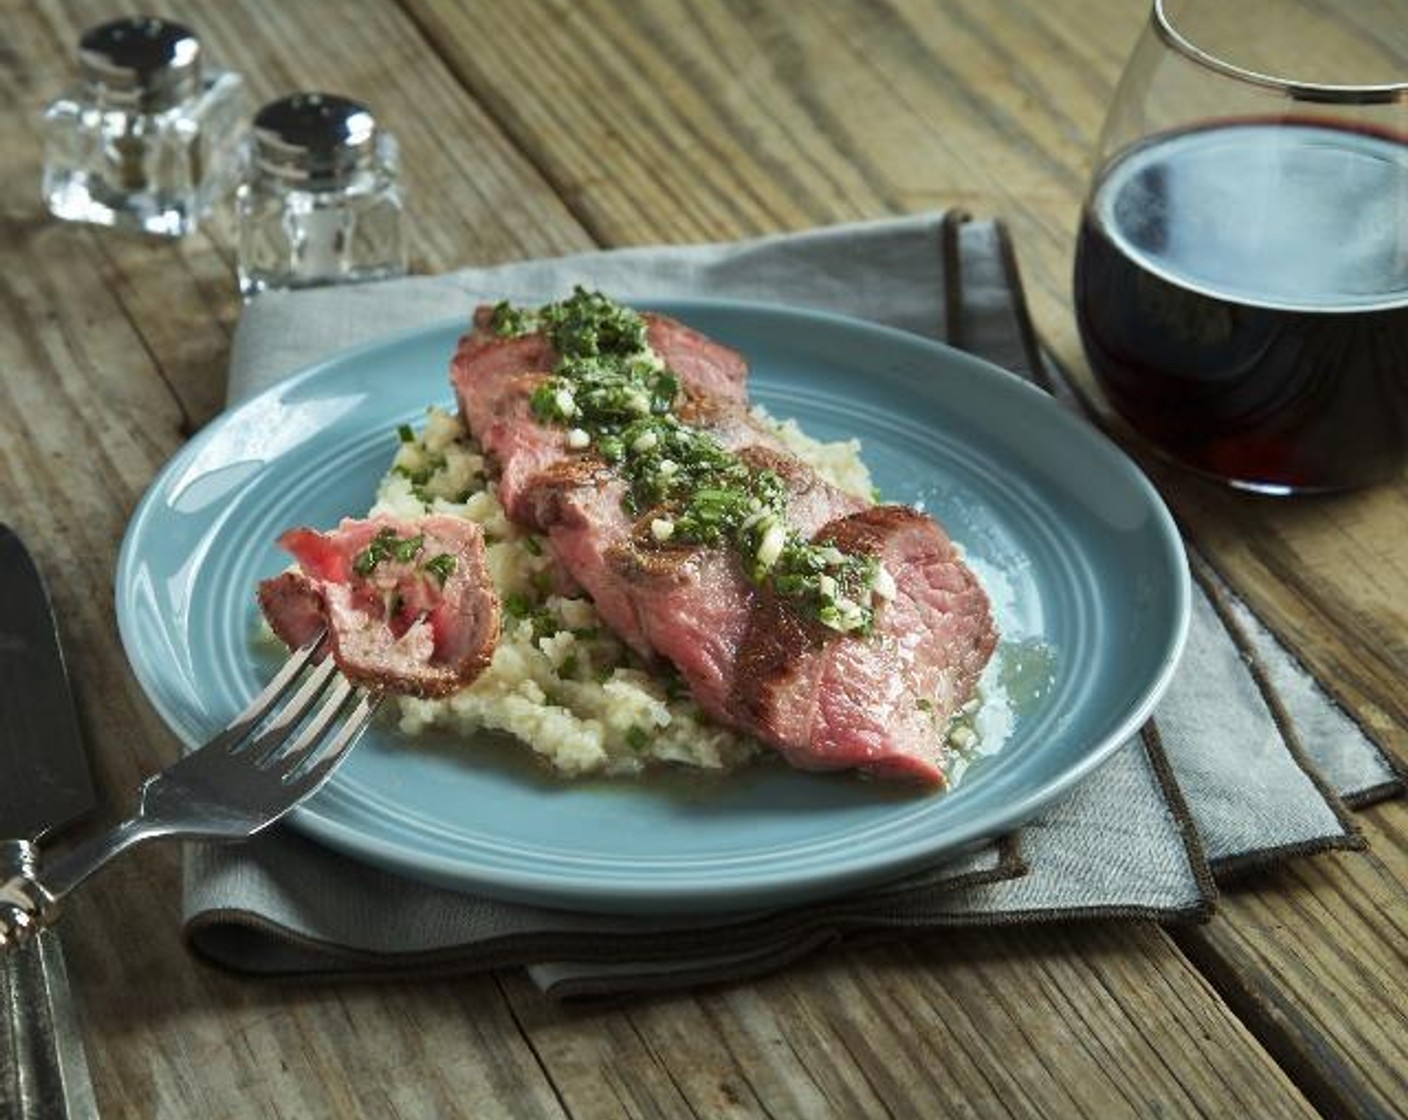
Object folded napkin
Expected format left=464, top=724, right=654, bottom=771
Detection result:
left=186, top=213, right=1404, bottom=999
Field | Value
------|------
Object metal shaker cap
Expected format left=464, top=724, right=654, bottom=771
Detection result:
left=79, top=17, right=202, bottom=111
left=251, top=93, right=381, bottom=188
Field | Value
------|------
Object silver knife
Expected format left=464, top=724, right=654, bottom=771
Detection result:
left=0, top=525, right=101, bottom=1119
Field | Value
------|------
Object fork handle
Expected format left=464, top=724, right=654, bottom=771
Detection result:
left=1, top=843, right=56, bottom=949
left=34, top=818, right=151, bottom=903
left=1, top=843, right=101, bottom=1118
left=1, top=819, right=150, bottom=947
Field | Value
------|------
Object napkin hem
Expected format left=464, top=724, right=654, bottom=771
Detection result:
left=1139, top=724, right=1219, bottom=909
left=1200, top=545, right=1406, bottom=810
left=183, top=832, right=1031, bottom=978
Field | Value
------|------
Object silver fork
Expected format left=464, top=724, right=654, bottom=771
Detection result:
left=0, top=635, right=382, bottom=947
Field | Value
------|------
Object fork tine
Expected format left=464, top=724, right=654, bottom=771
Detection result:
left=265, top=673, right=356, bottom=769
left=284, top=688, right=383, bottom=790
left=242, top=654, right=341, bottom=763
left=204, top=633, right=327, bottom=755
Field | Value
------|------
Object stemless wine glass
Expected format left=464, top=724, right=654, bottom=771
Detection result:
left=1074, top=0, right=1408, bottom=494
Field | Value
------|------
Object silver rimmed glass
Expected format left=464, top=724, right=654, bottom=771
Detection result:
left=1073, top=0, right=1408, bottom=494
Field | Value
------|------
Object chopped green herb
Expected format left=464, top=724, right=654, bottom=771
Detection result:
left=505, top=593, right=560, bottom=643
left=353, top=544, right=382, bottom=578
left=424, top=553, right=456, bottom=585
left=392, top=534, right=424, bottom=563
left=916, top=697, right=934, bottom=712
left=559, top=654, right=580, bottom=679
left=538, top=286, right=649, bottom=359
left=626, top=725, right=650, bottom=752
left=488, top=300, right=534, bottom=338
left=522, top=535, right=543, bottom=556
left=354, top=528, right=419, bottom=577
left=660, top=668, right=690, bottom=702
left=393, top=464, right=432, bottom=485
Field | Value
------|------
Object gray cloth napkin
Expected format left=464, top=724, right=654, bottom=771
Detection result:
left=186, top=213, right=1403, bottom=999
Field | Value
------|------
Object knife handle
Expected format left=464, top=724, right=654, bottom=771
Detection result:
left=0, top=843, right=100, bottom=1119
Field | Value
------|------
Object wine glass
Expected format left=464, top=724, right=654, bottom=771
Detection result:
left=1073, top=0, right=1408, bottom=494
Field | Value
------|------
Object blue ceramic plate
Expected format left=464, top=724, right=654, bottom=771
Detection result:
left=116, top=300, right=1189, bottom=915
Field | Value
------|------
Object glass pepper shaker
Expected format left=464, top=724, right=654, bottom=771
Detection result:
left=235, top=93, right=408, bottom=297
left=41, top=16, right=248, bottom=237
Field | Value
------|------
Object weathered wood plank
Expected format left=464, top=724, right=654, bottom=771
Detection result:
left=399, top=0, right=1138, bottom=338
left=1177, top=803, right=1408, bottom=1120
left=500, top=922, right=1322, bottom=1120
left=2, top=0, right=1402, bottom=1116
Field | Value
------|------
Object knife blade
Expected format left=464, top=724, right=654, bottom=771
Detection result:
left=0, top=524, right=100, bottom=1119
left=0, top=528, right=95, bottom=839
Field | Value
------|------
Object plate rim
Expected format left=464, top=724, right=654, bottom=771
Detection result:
left=117, top=296, right=1191, bottom=913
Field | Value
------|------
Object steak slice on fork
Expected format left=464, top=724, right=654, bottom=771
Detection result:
left=259, top=514, right=500, bottom=698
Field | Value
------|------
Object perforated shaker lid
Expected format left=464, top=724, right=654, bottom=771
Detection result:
left=251, top=92, right=381, bottom=187
left=78, top=17, right=202, bottom=110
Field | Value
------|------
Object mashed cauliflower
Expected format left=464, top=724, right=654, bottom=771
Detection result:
left=372, top=406, right=875, bottom=777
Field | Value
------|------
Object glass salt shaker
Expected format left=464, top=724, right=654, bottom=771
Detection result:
left=42, top=16, right=247, bottom=237
left=236, top=93, right=407, bottom=297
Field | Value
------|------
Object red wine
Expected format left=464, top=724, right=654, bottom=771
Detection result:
left=1075, top=120, right=1408, bottom=492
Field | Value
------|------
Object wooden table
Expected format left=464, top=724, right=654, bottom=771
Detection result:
left=3, top=1, right=1405, bottom=1115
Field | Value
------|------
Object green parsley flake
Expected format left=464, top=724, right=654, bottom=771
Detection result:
left=424, top=553, right=456, bottom=585
left=354, top=528, right=423, bottom=577
left=487, top=300, right=534, bottom=338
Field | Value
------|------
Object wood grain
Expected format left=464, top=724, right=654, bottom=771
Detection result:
left=1177, top=802, right=1408, bottom=1119
left=500, top=923, right=1319, bottom=1120
left=0, top=0, right=1403, bottom=1116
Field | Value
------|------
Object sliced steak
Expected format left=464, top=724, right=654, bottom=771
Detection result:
left=736, top=445, right=866, bottom=534
left=676, top=395, right=788, bottom=456
left=449, top=296, right=997, bottom=785
left=453, top=333, right=556, bottom=440
left=474, top=371, right=577, bottom=524
left=525, top=460, right=656, bottom=657
left=453, top=307, right=749, bottom=435
left=642, top=313, right=748, bottom=403
left=520, top=443, right=866, bottom=725
left=733, top=506, right=997, bottom=784
left=258, top=514, right=499, bottom=698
